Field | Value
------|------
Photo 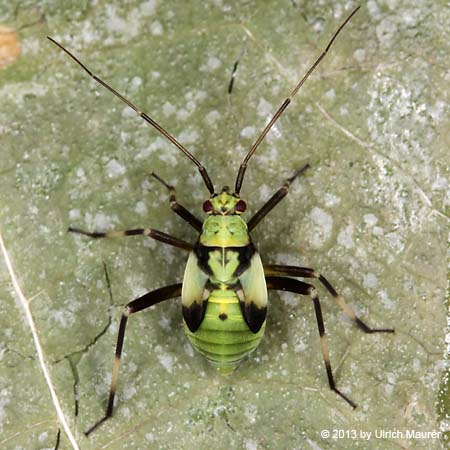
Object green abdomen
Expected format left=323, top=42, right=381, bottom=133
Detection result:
left=184, top=289, right=265, bottom=374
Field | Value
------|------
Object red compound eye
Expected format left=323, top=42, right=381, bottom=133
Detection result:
left=234, top=200, right=247, bottom=212
left=203, top=200, right=213, bottom=212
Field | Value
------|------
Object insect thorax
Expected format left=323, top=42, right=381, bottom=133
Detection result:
left=200, top=215, right=249, bottom=247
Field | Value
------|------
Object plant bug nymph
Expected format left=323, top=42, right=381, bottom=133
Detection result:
left=48, top=5, right=394, bottom=436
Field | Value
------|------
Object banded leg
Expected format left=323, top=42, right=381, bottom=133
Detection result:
left=85, top=283, right=183, bottom=436
left=264, top=264, right=394, bottom=333
left=68, top=226, right=192, bottom=251
left=266, top=275, right=356, bottom=408
left=151, top=172, right=202, bottom=232
left=247, top=164, right=309, bottom=232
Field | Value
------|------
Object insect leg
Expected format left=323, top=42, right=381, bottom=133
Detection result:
left=151, top=172, right=202, bottom=232
left=68, top=226, right=192, bottom=251
left=266, top=275, right=356, bottom=408
left=247, top=164, right=309, bottom=231
left=85, top=283, right=182, bottom=436
left=264, top=265, right=394, bottom=333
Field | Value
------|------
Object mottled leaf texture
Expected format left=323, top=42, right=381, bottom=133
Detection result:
left=0, top=1, right=448, bottom=449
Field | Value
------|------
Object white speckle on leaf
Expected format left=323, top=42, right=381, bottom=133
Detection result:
left=308, top=207, right=333, bottom=248
left=376, top=17, right=398, bottom=47
left=106, top=159, right=126, bottom=178
left=0, top=82, right=48, bottom=106
left=105, top=4, right=138, bottom=37
left=150, top=20, right=163, bottom=35
left=200, top=56, right=221, bottom=72
left=163, top=101, right=176, bottom=117
left=85, top=212, right=117, bottom=230
left=38, top=431, right=49, bottom=442
left=178, top=129, right=199, bottom=145
left=363, top=273, right=378, bottom=289
left=245, top=439, right=258, bottom=450
left=22, top=37, right=40, bottom=55
left=140, top=0, right=157, bottom=16
left=0, top=387, right=11, bottom=425
left=244, top=404, right=257, bottom=424
left=206, top=110, right=221, bottom=126
left=363, top=213, right=378, bottom=227
left=257, top=184, right=271, bottom=202
left=257, top=98, right=273, bottom=117
left=207, top=56, right=221, bottom=70
left=241, top=126, right=256, bottom=138
left=431, top=174, right=448, bottom=191
left=158, top=150, right=178, bottom=166
left=51, top=309, right=74, bottom=328
left=379, top=290, right=396, bottom=310
left=158, top=315, right=172, bottom=331
left=130, top=76, right=142, bottom=90
left=136, top=137, right=168, bottom=160
left=123, top=383, right=137, bottom=401
left=294, top=339, right=307, bottom=353
left=353, top=48, right=366, bottom=63
left=372, top=226, right=384, bottom=236
left=176, top=108, right=190, bottom=121
left=324, top=193, right=340, bottom=207
left=312, top=19, right=324, bottom=33
left=145, top=432, right=155, bottom=442
left=367, top=0, right=381, bottom=19
left=184, top=342, right=194, bottom=357
left=385, top=372, right=397, bottom=395
left=385, top=232, right=404, bottom=253
left=69, top=209, right=81, bottom=220
left=306, top=438, right=323, bottom=450
left=324, top=89, right=335, bottom=99
left=155, top=347, right=175, bottom=373
left=135, top=201, right=147, bottom=215
left=337, top=224, right=354, bottom=249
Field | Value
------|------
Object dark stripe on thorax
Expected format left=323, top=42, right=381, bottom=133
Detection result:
left=194, top=241, right=256, bottom=276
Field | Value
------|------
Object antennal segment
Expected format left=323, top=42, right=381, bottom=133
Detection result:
left=47, top=36, right=215, bottom=194
left=234, top=6, right=360, bottom=194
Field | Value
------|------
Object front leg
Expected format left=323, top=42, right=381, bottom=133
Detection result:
left=264, top=264, right=394, bottom=334
left=69, top=226, right=193, bottom=252
left=151, top=172, right=203, bottom=232
left=247, top=164, right=309, bottom=232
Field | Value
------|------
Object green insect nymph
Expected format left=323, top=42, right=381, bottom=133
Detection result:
left=48, top=5, right=394, bottom=437
left=183, top=188, right=267, bottom=373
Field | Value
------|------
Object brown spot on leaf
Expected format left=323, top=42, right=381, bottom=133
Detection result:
left=0, top=26, right=20, bottom=69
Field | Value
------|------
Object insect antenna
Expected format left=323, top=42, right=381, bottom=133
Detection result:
left=234, top=6, right=360, bottom=194
left=47, top=36, right=215, bottom=194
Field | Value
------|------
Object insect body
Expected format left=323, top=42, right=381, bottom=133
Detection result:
left=183, top=189, right=267, bottom=374
left=48, top=6, right=394, bottom=436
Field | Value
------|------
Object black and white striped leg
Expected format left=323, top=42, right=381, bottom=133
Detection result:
left=151, top=172, right=203, bottom=232
left=266, top=276, right=356, bottom=409
left=85, top=283, right=183, bottom=436
left=264, top=265, right=394, bottom=334
left=247, top=164, right=309, bottom=232
left=68, top=226, right=192, bottom=252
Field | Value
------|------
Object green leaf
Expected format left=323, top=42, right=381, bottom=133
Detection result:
left=0, top=1, right=448, bottom=449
